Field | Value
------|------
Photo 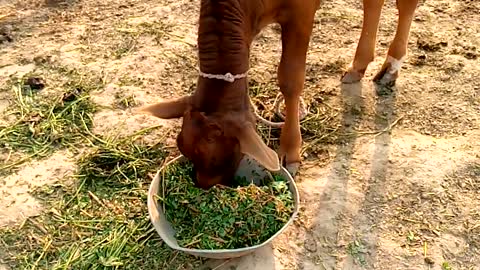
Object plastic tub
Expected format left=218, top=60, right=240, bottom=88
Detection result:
left=147, top=155, right=300, bottom=259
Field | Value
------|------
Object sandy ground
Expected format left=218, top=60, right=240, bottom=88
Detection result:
left=1, top=0, right=479, bottom=269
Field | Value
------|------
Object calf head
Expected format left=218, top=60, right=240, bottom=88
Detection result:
left=139, top=96, right=280, bottom=189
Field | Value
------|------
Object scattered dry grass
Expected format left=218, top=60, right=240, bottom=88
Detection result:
left=1, top=0, right=479, bottom=269
left=384, top=160, right=480, bottom=264
left=249, top=78, right=342, bottom=158
left=80, top=20, right=175, bottom=60
left=0, top=65, right=102, bottom=175
left=0, top=127, right=205, bottom=270
left=113, top=92, right=137, bottom=109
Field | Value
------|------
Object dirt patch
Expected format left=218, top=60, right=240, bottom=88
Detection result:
left=0, top=0, right=479, bottom=268
left=91, top=109, right=179, bottom=145
left=0, top=150, right=75, bottom=227
left=227, top=130, right=480, bottom=270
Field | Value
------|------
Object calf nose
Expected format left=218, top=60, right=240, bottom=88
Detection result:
left=195, top=172, right=223, bottom=190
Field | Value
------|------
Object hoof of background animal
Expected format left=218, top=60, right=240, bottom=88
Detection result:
left=372, top=67, right=398, bottom=87
left=341, top=69, right=365, bottom=84
left=285, top=162, right=300, bottom=178
left=373, top=56, right=404, bottom=87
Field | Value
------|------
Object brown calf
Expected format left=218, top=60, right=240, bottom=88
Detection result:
left=140, top=0, right=419, bottom=189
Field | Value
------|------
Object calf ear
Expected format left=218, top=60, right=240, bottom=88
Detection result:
left=236, top=123, right=280, bottom=172
left=137, top=96, right=191, bottom=119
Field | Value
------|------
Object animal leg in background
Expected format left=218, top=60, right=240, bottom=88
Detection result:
left=373, top=0, right=419, bottom=85
left=277, top=17, right=314, bottom=176
left=341, top=0, right=385, bottom=83
left=342, top=0, right=419, bottom=86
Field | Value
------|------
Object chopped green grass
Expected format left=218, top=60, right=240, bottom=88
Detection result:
left=77, top=132, right=166, bottom=193
left=346, top=239, right=367, bottom=266
left=0, top=80, right=95, bottom=153
left=160, top=161, right=295, bottom=250
left=0, top=129, right=205, bottom=270
left=442, top=261, right=452, bottom=270
left=0, top=67, right=100, bottom=175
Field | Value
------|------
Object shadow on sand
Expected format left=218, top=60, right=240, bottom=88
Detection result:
left=197, top=81, right=398, bottom=270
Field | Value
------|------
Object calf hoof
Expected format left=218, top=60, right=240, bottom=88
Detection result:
left=373, top=66, right=398, bottom=87
left=341, top=69, right=365, bottom=84
left=285, top=162, right=300, bottom=178
left=373, top=56, right=404, bottom=87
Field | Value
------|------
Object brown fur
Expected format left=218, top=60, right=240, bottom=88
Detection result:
left=140, top=0, right=419, bottom=189
left=342, top=0, right=420, bottom=84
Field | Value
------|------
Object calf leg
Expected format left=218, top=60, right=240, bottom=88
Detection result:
left=342, top=0, right=385, bottom=83
left=373, top=0, right=419, bottom=85
left=277, top=19, right=314, bottom=176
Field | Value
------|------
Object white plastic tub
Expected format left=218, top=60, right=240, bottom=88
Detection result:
left=147, top=155, right=300, bottom=259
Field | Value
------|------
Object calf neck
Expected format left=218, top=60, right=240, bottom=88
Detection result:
left=140, top=0, right=321, bottom=189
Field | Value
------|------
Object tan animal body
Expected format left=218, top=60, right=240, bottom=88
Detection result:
left=140, top=0, right=419, bottom=189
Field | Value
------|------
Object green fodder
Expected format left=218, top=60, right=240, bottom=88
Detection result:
left=0, top=73, right=98, bottom=174
left=0, top=131, right=205, bottom=270
left=160, top=162, right=295, bottom=250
